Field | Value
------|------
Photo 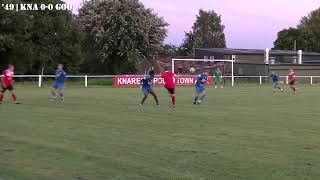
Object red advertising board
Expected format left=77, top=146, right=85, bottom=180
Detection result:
left=114, top=75, right=213, bottom=87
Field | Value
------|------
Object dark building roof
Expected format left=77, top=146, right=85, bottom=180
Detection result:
left=196, top=48, right=320, bottom=56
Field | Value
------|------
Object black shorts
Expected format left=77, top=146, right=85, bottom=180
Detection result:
left=289, top=81, right=295, bottom=85
left=166, top=87, right=175, bottom=94
left=1, top=85, right=14, bottom=92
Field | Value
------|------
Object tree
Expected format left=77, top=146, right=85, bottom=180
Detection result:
left=0, top=0, right=33, bottom=73
left=179, top=9, right=226, bottom=56
left=273, top=28, right=301, bottom=50
left=160, top=44, right=178, bottom=56
left=78, top=0, right=168, bottom=74
left=274, top=8, right=320, bottom=52
left=0, top=0, right=83, bottom=74
left=178, top=31, right=194, bottom=56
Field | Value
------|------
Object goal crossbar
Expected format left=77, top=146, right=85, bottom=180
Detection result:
left=171, top=58, right=235, bottom=86
left=172, top=59, right=234, bottom=62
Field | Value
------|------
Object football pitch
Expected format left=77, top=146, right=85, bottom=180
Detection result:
left=1, top=85, right=320, bottom=180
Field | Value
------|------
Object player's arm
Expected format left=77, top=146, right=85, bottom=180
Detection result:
left=156, top=61, right=164, bottom=72
left=201, top=76, right=208, bottom=85
left=140, top=78, right=144, bottom=89
left=157, top=61, right=171, bottom=72
left=173, top=74, right=179, bottom=84
left=55, top=72, right=59, bottom=79
left=145, top=77, right=151, bottom=86
left=1, top=74, right=6, bottom=88
left=64, top=72, right=67, bottom=82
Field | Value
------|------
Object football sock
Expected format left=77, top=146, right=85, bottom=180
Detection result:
left=172, top=95, right=176, bottom=106
left=200, top=95, right=206, bottom=101
left=152, top=94, right=159, bottom=105
left=11, top=94, right=17, bottom=102
left=0, top=94, right=3, bottom=102
left=194, top=96, right=199, bottom=103
left=141, top=95, right=148, bottom=105
left=59, top=89, right=64, bottom=98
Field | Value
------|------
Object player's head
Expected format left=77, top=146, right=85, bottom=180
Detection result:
left=8, top=64, right=14, bottom=71
left=289, top=69, right=294, bottom=73
left=57, top=64, right=64, bottom=70
left=164, top=66, right=169, bottom=71
left=270, top=71, right=276, bottom=76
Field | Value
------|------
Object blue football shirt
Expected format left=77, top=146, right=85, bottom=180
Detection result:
left=55, top=69, right=67, bottom=83
left=195, top=73, right=208, bottom=87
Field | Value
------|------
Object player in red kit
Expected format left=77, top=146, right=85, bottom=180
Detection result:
left=288, top=69, right=297, bottom=94
left=158, top=61, right=178, bottom=107
left=0, top=65, right=19, bottom=104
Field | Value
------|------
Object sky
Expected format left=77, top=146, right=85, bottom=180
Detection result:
left=64, top=0, right=320, bottom=49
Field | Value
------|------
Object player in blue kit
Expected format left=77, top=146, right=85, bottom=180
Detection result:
left=51, top=64, right=67, bottom=101
left=140, top=75, right=159, bottom=106
left=194, top=69, right=209, bottom=105
left=269, top=72, right=283, bottom=92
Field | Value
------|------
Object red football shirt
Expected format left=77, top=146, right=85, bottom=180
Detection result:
left=2, top=69, right=14, bottom=86
left=161, top=71, right=176, bottom=88
left=289, top=72, right=296, bottom=82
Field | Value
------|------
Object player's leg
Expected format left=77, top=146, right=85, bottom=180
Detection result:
left=53, top=83, right=64, bottom=101
left=194, top=95, right=199, bottom=104
left=51, top=83, right=58, bottom=99
left=171, top=93, right=176, bottom=107
left=214, top=78, right=218, bottom=88
left=290, top=84, right=294, bottom=93
left=57, top=86, right=65, bottom=101
left=51, top=89, right=57, bottom=98
left=0, top=87, right=5, bottom=104
left=290, top=82, right=296, bottom=94
left=219, top=79, right=223, bottom=88
left=167, top=88, right=176, bottom=107
left=199, top=89, right=207, bottom=102
left=8, top=91, right=18, bottom=103
left=140, top=91, right=149, bottom=106
left=194, top=86, right=200, bottom=104
left=7, top=86, right=19, bottom=104
left=149, top=90, right=159, bottom=106
left=57, top=89, right=64, bottom=101
left=197, top=87, right=206, bottom=104
left=292, top=84, right=296, bottom=94
left=171, top=89, right=176, bottom=107
left=273, top=82, right=278, bottom=91
left=275, top=82, right=283, bottom=91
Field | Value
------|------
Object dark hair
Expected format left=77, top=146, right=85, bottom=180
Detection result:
left=164, top=66, right=169, bottom=71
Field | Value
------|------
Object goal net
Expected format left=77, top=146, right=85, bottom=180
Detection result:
left=171, top=59, right=234, bottom=86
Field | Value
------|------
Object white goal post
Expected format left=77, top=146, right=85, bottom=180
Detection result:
left=171, top=58, right=235, bottom=86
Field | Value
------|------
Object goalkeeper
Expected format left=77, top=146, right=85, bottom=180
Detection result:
left=214, top=67, right=223, bottom=88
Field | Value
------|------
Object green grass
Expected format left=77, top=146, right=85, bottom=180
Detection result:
left=1, top=85, right=320, bottom=180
